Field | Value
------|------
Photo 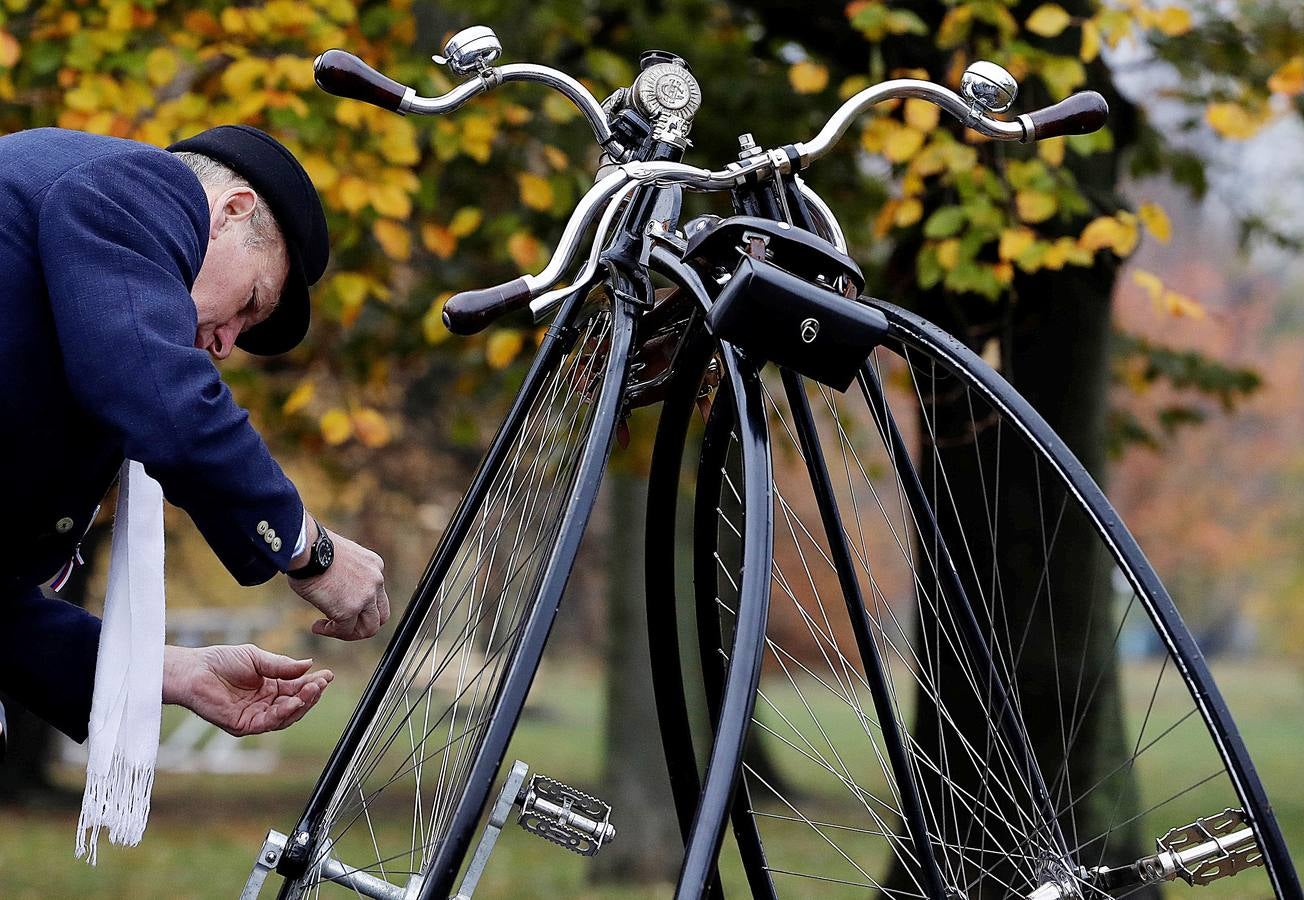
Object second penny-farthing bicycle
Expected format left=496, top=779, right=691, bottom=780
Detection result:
left=239, top=25, right=1301, bottom=900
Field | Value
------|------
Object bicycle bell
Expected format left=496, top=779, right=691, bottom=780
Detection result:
left=434, top=25, right=503, bottom=76
left=960, top=60, right=1018, bottom=114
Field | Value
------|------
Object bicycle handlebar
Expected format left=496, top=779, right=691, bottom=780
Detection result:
left=315, top=40, right=1110, bottom=335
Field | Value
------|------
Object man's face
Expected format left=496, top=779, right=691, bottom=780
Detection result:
left=191, top=185, right=289, bottom=360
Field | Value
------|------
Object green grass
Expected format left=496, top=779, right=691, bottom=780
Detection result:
left=0, top=658, right=1298, bottom=898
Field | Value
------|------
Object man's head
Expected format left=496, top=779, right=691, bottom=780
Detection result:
left=168, top=125, right=330, bottom=357
left=175, top=152, right=289, bottom=359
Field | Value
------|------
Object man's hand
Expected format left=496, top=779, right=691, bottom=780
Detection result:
left=162, top=644, right=334, bottom=737
left=289, top=519, right=390, bottom=641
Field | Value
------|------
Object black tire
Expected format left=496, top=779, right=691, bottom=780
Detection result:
left=696, top=300, right=1300, bottom=899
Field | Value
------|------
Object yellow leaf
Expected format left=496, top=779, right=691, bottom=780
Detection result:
left=789, top=60, right=829, bottom=94
left=1268, top=56, right=1304, bottom=96
left=1080, top=19, right=1101, bottom=63
left=282, top=381, right=314, bottom=415
left=221, top=57, right=267, bottom=96
left=1040, top=56, right=1086, bottom=99
left=1132, top=269, right=1164, bottom=304
left=904, top=98, right=940, bottom=132
left=936, top=238, right=961, bottom=271
left=301, top=154, right=339, bottom=191
left=1038, top=136, right=1066, bottom=166
left=1162, top=289, right=1205, bottom=319
left=421, top=223, right=457, bottom=260
left=379, top=120, right=419, bottom=165
left=373, top=219, right=411, bottom=261
left=1153, top=6, right=1193, bottom=37
left=337, top=175, right=369, bottom=213
left=1205, top=102, right=1263, bottom=140
left=0, top=31, right=19, bottom=69
left=1137, top=202, right=1172, bottom=243
left=507, top=232, right=542, bottom=270
left=937, top=6, right=973, bottom=48
left=883, top=124, right=926, bottom=163
left=517, top=172, right=554, bottom=212
left=145, top=48, right=177, bottom=87
left=351, top=408, right=392, bottom=448
left=369, top=182, right=411, bottom=219
left=448, top=207, right=482, bottom=238
left=1015, top=190, right=1057, bottom=223
left=320, top=409, right=352, bottom=445
left=1026, top=3, right=1072, bottom=38
left=894, top=197, right=924, bottom=228
left=485, top=330, right=526, bottom=370
left=1079, top=216, right=1126, bottom=252
left=998, top=227, right=1036, bottom=262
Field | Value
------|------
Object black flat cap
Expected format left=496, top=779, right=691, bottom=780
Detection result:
left=168, top=124, right=329, bottom=355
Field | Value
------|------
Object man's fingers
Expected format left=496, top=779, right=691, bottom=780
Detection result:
left=252, top=649, right=314, bottom=680
left=377, top=586, right=391, bottom=624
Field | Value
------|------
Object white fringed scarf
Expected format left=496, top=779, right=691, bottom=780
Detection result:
left=75, top=459, right=165, bottom=864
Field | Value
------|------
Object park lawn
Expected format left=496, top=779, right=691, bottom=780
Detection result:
left=0, top=658, right=1298, bottom=899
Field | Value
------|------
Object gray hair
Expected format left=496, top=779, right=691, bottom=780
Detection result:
left=172, top=150, right=282, bottom=250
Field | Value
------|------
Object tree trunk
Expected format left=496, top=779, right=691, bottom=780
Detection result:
left=592, top=472, right=682, bottom=883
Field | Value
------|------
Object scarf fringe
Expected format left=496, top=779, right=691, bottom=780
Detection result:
left=75, top=750, right=156, bottom=865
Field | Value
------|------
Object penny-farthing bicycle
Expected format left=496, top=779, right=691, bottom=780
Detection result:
left=239, top=25, right=1302, bottom=900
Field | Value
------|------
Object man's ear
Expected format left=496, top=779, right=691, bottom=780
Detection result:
left=209, top=185, right=258, bottom=239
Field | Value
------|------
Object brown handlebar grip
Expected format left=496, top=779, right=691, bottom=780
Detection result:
left=1024, top=91, right=1109, bottom=140
left=442, top=277, right=533, bottom=335
left=313, top=49, right=409, bottom=112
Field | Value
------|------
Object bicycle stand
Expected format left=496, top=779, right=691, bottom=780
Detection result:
left=241, top=760, right=615, bottom=899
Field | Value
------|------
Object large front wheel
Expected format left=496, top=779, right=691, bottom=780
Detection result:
left=697, top=301, right=1299, bottom=899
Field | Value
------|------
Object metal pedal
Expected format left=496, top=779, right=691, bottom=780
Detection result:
left=1031, top=807, right=1268, bottom=897
left=517, top=773, right=617, bottom=856
left=453, top=761, right=616, bottom=900
left=1151, top=807, right=1263, bottom=886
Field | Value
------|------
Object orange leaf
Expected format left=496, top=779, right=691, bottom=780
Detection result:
left=351, top=408, right=392, bottom=448
left=0, top=31, right=20, bottom=69
left=373, top=219, right=411, bottom=261
left=485, top=330, right=525, bottom=370
left=421, top=223, right=457, bottom=259
left=507, top=232, right=542, bottom=270
left=1268, top=56, right=1304, bottom=96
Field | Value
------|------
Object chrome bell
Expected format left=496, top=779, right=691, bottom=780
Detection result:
left=960, top=61, right=1018, bottom=114
left=434, top=25, right=503, bottom=76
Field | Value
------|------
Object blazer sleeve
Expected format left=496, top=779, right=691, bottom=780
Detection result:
left=0, top=586, right=100, bottom=742
left=37, top=149, right=303, bottom=585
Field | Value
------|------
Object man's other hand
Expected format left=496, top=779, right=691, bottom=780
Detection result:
left=289, top=522, right=390, bottom=641
left=162, top=644, right=334, bottom=737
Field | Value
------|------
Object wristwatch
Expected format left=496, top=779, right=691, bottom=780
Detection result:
left=288, top=518, right=335, bottom=580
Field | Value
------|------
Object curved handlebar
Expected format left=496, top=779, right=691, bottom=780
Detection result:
left=316, top=48, right=1113, bottom=335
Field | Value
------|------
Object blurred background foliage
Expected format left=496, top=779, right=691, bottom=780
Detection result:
left=1, top=0, right=1303, bottom=894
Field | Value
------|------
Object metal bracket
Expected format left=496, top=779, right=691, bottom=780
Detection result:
left=453, top=760, right=531, bottom=900
left=240, top=830, right=288, bottom=900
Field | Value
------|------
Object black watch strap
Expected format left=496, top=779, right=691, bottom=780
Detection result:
left=288, top=518, right=335, bottom=579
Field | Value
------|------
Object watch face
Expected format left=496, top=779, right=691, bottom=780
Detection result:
left=317, top=537, right=334, bottom=569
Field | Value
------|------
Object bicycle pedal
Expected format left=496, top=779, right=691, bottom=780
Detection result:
left=1152, top=807, right=1263, bottom=885
left=516, top=773, right=616, bottom=856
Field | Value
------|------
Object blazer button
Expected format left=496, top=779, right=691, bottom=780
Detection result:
left=256, top=520, right=269, bottom=535
left=56, top=517, right=75, bottom=534
left=271, top=537, right=282, bottom=552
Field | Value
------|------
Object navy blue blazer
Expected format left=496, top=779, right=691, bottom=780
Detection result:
left=0, top=128, right=305, bottom=740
